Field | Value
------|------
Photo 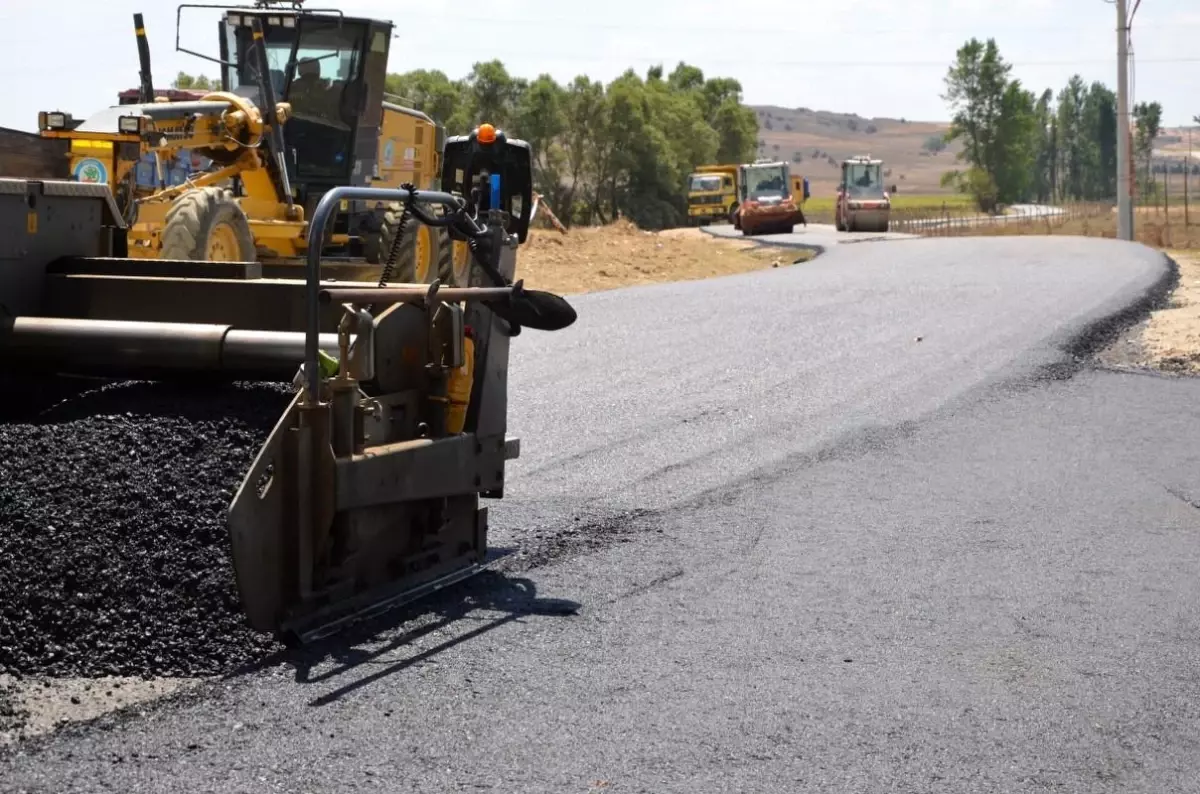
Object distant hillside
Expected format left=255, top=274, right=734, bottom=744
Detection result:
left=1155, top=126, right=1200, bottom=162
left=753, top=106, right=1200, bottom=198
left=749, top=105, right=964, bottom=198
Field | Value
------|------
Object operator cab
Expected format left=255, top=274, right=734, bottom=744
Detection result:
left=218, top=8, right=391, bottom=210
left=841, top=156, right=885, bottom=200
left=740, top=161, right=793, bottom=204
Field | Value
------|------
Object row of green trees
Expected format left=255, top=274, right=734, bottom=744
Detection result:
left=171, top=61, right=758, bottom=229
left=386, top=61, right=758, bottom=229
left=941, top=38, right=1165, bottom=210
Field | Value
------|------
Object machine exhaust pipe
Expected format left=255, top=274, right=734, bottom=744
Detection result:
left=0, top=316, right=343, bottom=381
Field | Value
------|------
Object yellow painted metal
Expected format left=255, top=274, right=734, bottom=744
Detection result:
left=451, top=240, right=471, bottom=285
left=375, top=106, right=440, bottom=191
left=206, top=222, right=243, bottom=261
left=444, top=333, right=475, bottom=433
left=34, top=84, right=445, bottom=268
left=44, top=131, right=137, bottom=144
left=375, top=105, right=443, bottom=280
left=414, top=225, right=432, bottom=282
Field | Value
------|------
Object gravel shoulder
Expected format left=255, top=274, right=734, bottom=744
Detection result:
left=1099, top=250, right=1200, bottom=374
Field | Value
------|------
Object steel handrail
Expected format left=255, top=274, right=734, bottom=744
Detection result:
left=302, top=186, right=466, bottom=402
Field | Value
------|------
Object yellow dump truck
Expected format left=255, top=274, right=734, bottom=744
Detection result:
left=685, top=164, right=739, bottom=225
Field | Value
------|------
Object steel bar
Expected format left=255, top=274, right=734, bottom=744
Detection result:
left=2, top=316, right=341, bottom=379
left=319, top=286, right=514, bottom=305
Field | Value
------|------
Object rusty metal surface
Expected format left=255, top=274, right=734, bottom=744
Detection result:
left=0, top=127, right=69, bottom=179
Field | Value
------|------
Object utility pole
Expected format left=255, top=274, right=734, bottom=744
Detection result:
left=1116, top=0, right=1133, bottom=240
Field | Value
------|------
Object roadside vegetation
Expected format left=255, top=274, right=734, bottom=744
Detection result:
left=940, top=39, right=1164, bottom=212
left=176, top=62, right=760, bottom=232
left=386, top=62, right=758, bottom=232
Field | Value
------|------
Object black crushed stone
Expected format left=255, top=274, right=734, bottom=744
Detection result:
left=0, top=377, right=294, bottom=678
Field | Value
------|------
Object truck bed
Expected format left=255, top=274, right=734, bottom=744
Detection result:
left=0, top=127, right=69, bottom=179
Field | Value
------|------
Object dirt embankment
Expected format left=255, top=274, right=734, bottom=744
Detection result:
left=516, top=219, right=813, bottom=295
left=1097, top=251, right=1200, bottom=374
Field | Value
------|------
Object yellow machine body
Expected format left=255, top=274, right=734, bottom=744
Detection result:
left=35, top=9, right=453, bottom=282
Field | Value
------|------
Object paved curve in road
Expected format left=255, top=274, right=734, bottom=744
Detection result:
left=5, top=236, right=1200, bottom=793
left=703, top=203, right=1067, bottom=249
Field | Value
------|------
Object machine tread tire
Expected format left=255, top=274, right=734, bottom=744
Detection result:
left=367, top=203, right=442, bottom=284
left=160, top=187, right=255, bottom=262
left=437, top=228, right=454, bottom=284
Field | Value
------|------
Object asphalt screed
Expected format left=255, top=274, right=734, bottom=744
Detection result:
left=0, top=377, right=294, bottom=679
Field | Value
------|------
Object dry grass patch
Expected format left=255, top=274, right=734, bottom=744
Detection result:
left=926, top=206, right=1200, bottom=250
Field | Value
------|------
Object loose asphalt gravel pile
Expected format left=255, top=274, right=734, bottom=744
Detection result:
left=0, top=378, right=294, bottom=679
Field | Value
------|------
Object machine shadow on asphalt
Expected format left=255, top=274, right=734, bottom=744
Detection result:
left=227, top=568, right=581, bottom=708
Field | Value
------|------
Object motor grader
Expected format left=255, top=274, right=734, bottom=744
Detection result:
left=0, top=119, right=573, bottom=644
left=36, top=2, right=467, bottom=286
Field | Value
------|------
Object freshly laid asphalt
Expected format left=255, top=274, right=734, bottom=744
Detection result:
left=700, top=203, right=1065, bottom=249
left=5, top=236, right=1200, bottom=793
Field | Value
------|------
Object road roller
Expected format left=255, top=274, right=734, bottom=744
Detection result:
left=0, top=124, right=575, bottom=644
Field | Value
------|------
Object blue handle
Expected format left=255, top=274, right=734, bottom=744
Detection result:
left=489, top=173, right=502, bottom=209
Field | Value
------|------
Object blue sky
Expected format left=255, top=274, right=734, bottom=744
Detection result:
left=1, top=0, right=1195, bottom=132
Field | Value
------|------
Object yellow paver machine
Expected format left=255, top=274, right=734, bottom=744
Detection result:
left=0, top=103, right=576, bottom=643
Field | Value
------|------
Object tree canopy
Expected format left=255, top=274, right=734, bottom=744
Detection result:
left=941, top=37, right=1165, bottom=209
left=386, top=61, right=758, bottom=229
left=172, top=62, right=757, bottom=229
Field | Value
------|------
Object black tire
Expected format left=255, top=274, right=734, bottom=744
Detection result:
left=160, top=187, right=255, bottom=261
left=366, top=203, right=441, bottom=283
left=448, top=237, right=473, bottom=287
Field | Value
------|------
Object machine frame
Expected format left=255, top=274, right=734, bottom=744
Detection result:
left=0, top=124, right=568, bottom=644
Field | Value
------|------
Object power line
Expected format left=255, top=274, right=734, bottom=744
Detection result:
left=392, top=49, right=1200, bottom=69
left=392, top=13, right=1196, bottom=37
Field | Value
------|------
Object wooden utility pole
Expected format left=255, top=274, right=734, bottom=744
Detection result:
left=1163, top=165, right=1169, bottom=223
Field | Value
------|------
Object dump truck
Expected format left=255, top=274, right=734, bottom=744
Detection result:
left=36, top=4, right=459, bottom=285
left=835, top=154, right=890, bottom=232
left=0, top=121, right=575, bottom=645
left=732, top=159, right=805, bottom=236
left=685, top=164, right=739, bottom=226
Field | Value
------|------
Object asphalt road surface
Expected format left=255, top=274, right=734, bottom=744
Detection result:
left=703, top=204, right=1065, bottom=248
left=705, top=220, right=914, bottom=248
left=5, top=236, right=1200, bottom=793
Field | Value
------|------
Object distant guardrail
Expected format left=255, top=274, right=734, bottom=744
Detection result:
left=888, top=202, right=1113, bottom=236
